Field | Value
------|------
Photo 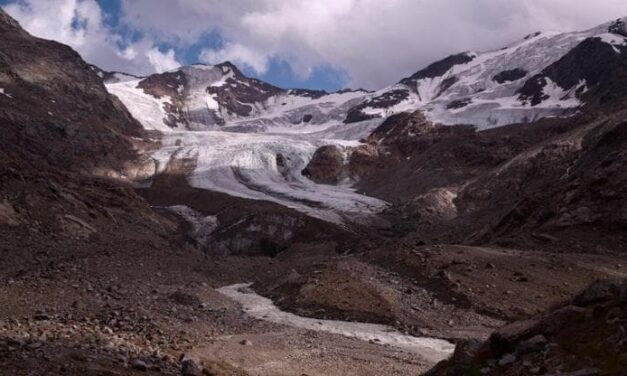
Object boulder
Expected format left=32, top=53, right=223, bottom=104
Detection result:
left=302, top=145, right=345, bottom=184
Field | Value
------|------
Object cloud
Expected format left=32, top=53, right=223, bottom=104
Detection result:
left=3, top=0, right=181, bottom=75
left=146, top=47, right=180, bottom=73
left=117, top=0, right=627, bottom=89
left=4, top=0, right=627, bottom=88
left=199, top=43, right=270, bottom=74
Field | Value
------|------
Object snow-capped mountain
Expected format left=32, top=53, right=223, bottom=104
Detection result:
left=108, top=17, right=627, bottom=134
left=104, top=17, right=627, bottom=225
left=346, top=17, right=627, bottom=129
left=106, top=63, right=386, bottom=225
left=107, top=62, right=370, bottom=134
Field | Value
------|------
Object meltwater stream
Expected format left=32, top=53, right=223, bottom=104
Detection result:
left=218, top=283, right=455, bottom=364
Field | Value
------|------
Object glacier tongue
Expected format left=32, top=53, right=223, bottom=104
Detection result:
left=107, top=79, right=387, bottom=225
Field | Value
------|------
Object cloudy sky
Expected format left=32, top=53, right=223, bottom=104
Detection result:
left=2, top=0, right=627, bottom=91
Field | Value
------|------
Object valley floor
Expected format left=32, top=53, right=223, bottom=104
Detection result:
left=1, top=216, right=626, bottom=375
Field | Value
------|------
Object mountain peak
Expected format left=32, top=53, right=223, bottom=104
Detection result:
left=0, top=8, right=26, bottom=34
left=608, top=17, right=627, bottom=37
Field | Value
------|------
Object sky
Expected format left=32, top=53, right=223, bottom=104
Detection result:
left=2, top=0, right=627, bottom=91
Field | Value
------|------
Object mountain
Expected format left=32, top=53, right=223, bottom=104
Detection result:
left=346, top=17, right=627, bottom=128
left=3, top=6, right=627, bottom=376
left=102, top=16, right=627, bottom=236
left=105, top=63, right=387, bottom=228
left=107, top=62, right=370, bottom=133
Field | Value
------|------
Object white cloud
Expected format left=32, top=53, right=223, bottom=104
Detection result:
left=3, top=0, right=181, bottom=76
left=199, top=43, right=269, bottom=74
left=147, top=47, right=180, bottom=73
left=4, top=0, right=627, bottom=88
left=118, top=0, right=627, bottom=89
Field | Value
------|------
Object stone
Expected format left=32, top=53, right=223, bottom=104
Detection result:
left=240, top=339, right=253, bottom=346
left=131, top=359, right=147, bottom=371
left=572, top=280, right=620, bottom=307
left=301, top=145, right=345, bottom=184
left=451, top=338, right=483, bottom=363
left=498, top=353, right=516, bottom=366
left=181, top=359, right=203, bottom=376
left=564, top=369, right=600, bottom=376
left=516, top=334, right=547, bottom=354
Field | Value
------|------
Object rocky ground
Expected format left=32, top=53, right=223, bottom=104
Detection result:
left=0, top=221, right=440, bottom=376
left=427, top=279, right=627, bottom=376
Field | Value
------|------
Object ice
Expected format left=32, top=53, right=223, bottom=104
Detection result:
left=107, top=80, right=174, bottom=132
left=596, top=33, right=627, bottom=53
left=154, top=130, right=387, bottom=225
left=205, top=94, right=219, bottom=111
left=0, top=88, right=12, bottom=98
left=218, top=283, right=455, bottom=363
left=106, top=78, right=387, bottom=225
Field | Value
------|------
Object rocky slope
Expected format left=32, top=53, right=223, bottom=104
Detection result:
left=427, top=279, right=627, bottom=376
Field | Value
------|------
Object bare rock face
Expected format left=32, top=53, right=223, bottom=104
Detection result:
left=0, top=198, right=20, bottom=226
left=427, top=280, right=627, bottom=376
left=347, top=144, right=381, bottom=179
left=0, top=8, right=162, bottom=236
left=0, top=8, right=144, bottom=176
left=301, top=145, right=345, bottom=184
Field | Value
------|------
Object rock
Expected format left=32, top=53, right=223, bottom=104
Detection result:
left=450, top=338, right=483, bottom=363
left=485, top=262, right=496, bottom=269
left=567, top=369, right=599, bottom=376
left=301, top=145, right=345, bottom=184
left=572, top=280, right=621, bottom=306
left=490, top=318, right=540, bottom=356
left=59, top=214, right=97, bottom=239
left=170, top=291, right=202, bottom=307
left=131, top=359, right=148, bottom=371
left=516, top=334, right=547, bottom=354
left=240, top=339, right=253, bottom=346
left=181, top=359, right=203, bottom=376
left=498, top=353, right=516, bottom=366
left=0, top=199, right=20, bottom=226
left=542, top=305, right=587, bottom=334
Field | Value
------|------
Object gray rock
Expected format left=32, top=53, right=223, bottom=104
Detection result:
left=181, top=359, right=203, bottom=376
left=498, top=353, right=516, bottom=366
left=451, top=338, right=483, bottom=363
left=131, top=359, right=147, bottom=371
left=568, top=369, right=599, bottom=376
left=516, top=334, right=547, bottom=354
left=572, top=280, right=620, bottom=307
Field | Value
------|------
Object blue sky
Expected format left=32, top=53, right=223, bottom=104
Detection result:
left=3, top=0, right=627, bottom=91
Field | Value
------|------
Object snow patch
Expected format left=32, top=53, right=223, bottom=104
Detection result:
left=205, top=94, right=220, bottom=111
left=536, top=78, right=583, bottom=108
left=106, top=80, right=174, bottom=132
left=218, top=283, right=455, bottom=363
left=210, top=68, right=235, bottom=87
left=596, top=33, right=627, bottom=53
left=0, top=88, right=12, bottom=98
